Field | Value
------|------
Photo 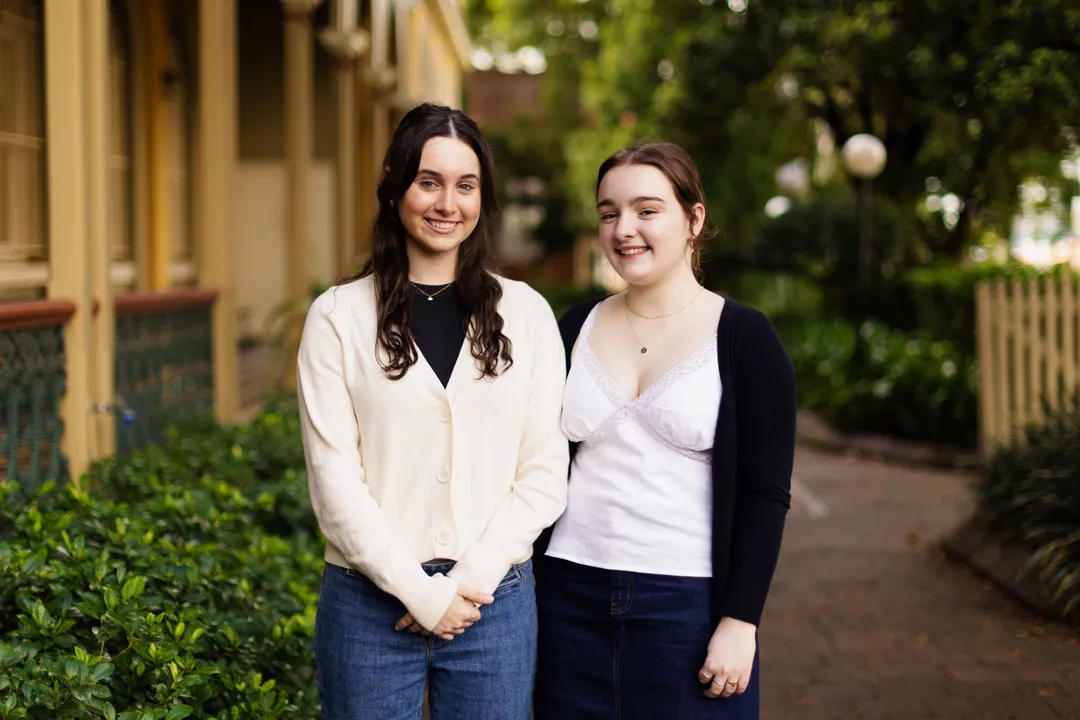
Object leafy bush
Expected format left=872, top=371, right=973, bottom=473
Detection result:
left=0, top=399, right=322, bottom=720
left=778, top=317, right=978, bottom=447
left=905, top=262, right=1077, bottom=355
left=713, top=271, right=824, bottom=323
left=749, top=191, right=922, bottom=323
left=746, top=190, right=1079, bottom=355
left=977, top=396, right=1080, bottom=624
left=536, top=284, right=607, bottom=320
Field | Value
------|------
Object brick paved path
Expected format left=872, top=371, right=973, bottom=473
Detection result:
left=762, top=448, right=1080, bottom=719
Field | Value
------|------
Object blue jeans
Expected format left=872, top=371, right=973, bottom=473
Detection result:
left=535, top=556, right=760, bottom=720
left=315, top=559, right=537, bottom=720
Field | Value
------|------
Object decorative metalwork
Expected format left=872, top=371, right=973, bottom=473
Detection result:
left=114, top=305, right=214, bottom=455
left=0, top=324, right=68, bottom=492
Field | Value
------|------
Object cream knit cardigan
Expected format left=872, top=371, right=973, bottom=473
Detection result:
left=296, top=274, right=569, bottom=631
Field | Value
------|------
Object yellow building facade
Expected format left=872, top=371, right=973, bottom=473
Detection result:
left=0, top=0, right=470, bottom=483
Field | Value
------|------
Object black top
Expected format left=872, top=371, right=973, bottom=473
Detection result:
left=535, top=296, right=797, bottom=627
left=409, top=283, right=467, bottom=388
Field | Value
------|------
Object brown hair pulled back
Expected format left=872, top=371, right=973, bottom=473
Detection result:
left=596, top=141, right=715, bottom=276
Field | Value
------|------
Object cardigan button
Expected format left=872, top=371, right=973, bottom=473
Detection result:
left=436, top=530, right=451, bottom=545
left=437, top=467, right=450, bottom=483
left=438, top=407, right=451, bottom=423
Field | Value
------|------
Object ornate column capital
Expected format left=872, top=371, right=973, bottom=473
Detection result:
left=318, top=28, right=370, bottom=61
left=364, top=64, right=397, bottom=95
left=281, top=0, right=323, bottom=23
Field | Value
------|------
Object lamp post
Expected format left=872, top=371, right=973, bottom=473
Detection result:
left=841, top=134, right=887, bottom=359
left=776, top=158, right=810, bottom=199
left=764, top=195, right=792, bottom=219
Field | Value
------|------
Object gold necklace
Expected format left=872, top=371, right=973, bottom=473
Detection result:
left=625, top=285, right=705, bottom=320
left=623, top=286, right=704, bottom=355
left=412, top=282, right=454, bottom=302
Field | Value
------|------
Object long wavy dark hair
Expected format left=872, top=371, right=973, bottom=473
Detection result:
left=344, top=103, right=512, bottom=380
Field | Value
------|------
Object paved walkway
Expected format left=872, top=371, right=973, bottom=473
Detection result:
left=762, top=447, right=1080, bottom=719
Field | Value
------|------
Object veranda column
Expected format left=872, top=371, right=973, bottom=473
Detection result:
left=83, top=0, right=117, bottom=458
left=371, top=0, right=397, bottom=161
left=279, top=0, right=322, bottom=388
left=44, top=0, right=93, bottom=478
left=198, top=0, right=240, bottom=421
left=145, top=0, right=172, bottom=289
left=359, top=0, right=397, bottom=258
left=319, top=1, right=369, bottom=277
left=282, top=0, right=322, bottom=302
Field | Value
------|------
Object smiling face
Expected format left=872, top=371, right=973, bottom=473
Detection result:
left=596, top=163, right=705, bottom=287
left=398, top=136, right=483, bottom=263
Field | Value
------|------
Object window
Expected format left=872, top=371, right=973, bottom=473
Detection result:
left=0, top=0, right=45, bottom=267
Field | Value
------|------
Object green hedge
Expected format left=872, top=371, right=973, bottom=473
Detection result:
left=977, top=397, right=1080, bottom=624
left=0, top=397, right=321, bottom=720
left=534, top=284, right=607, bottom=320
left=905, top=262, right=1077, bottom=355
left=777, top=317, right=979, bottom=448
left=755, top=262, right=1080, bottom=448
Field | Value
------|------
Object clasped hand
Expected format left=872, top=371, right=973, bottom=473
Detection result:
left=395, top=585, right=493, bottom=641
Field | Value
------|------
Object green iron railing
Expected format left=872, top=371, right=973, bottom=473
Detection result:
left=114, top=290, right=216, bottom=456
left=0, top=301, right=75, bottom=492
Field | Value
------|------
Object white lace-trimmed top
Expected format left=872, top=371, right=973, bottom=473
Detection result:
left=547, top=304, right=722, bottom=577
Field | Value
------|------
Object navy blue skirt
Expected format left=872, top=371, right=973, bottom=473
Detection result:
left=535, top=556, right=759, bottom=720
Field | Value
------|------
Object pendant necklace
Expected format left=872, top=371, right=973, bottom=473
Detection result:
left=624, top=286, right=705, bottom=354
left=412, top=282, right=454, bottom=301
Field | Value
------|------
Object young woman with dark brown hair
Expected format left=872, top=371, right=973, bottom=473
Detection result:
left=534, top=141, right=797, bottom=719
left=297, top=103, right=569, bottom=720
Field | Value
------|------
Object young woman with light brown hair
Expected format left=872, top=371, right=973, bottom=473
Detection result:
left=535, top=141, right=796, bottom=719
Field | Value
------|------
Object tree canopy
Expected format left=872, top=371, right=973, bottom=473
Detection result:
left=467, top=0, right=1080, bottom=263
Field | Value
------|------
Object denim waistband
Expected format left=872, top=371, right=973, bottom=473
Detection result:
left=421, top=559, right=456, bottom=575
left=419, top=559, right=533, bottom=580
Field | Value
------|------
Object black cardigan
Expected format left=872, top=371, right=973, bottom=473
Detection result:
left=535, top=296, right=797, bottom=627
